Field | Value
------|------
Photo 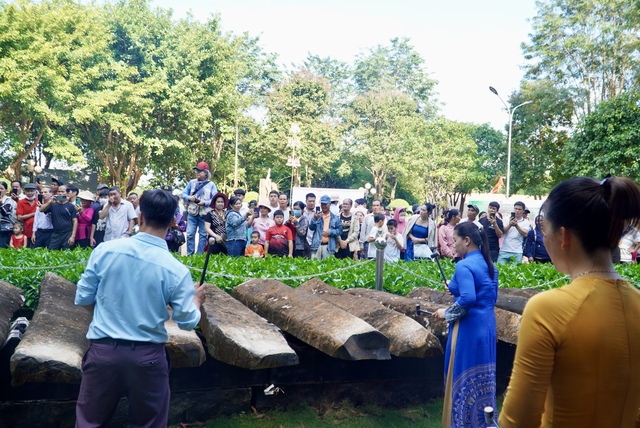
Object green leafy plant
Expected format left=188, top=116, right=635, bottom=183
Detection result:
left=2, top=248, right=638, bottom=313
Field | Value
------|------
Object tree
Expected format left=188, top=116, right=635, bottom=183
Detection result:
left=470, top=123, right=507, bottom=193
left=354, top=37, right=439, bottom=117
left=0, top=0, right=112, bottom=180
left=507, top=80, right=574, bottom=196
left=255, top=68, right=341, bottom=193
left=564, top=92, right=640, bottom=181
left=303, top=54, right=353, bottom=119
left=406, top=118, right=478, bottom=210
left=522, top=0, right=640, bottom=117
left=344, top=90, right=427, bottom=201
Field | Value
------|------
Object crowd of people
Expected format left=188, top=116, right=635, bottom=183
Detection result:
left=0, top=179, right=138, bottom=251
left=2, top=166, right=640, bottom=427
left=2, top=163, right=639, bottom=268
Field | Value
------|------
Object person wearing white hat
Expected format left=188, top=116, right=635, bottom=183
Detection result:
left=252, top=201, right=275, bottom=246
left=76, top=191, right=96, bottom=248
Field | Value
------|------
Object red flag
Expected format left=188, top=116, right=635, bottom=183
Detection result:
left=491, top=176, right=504, bottom=194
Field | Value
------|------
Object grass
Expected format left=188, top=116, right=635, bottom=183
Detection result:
left=173, top=400, right=445, bottom=428
left=173, top=396, right=505, bottom=427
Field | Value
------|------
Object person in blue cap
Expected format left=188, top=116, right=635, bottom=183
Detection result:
left=308, top=194, right=342, bottom=260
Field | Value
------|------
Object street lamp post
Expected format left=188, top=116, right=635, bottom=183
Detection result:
left=286, top=123, right=301, bottom=202
left=489, top=86, right=532, bottom=199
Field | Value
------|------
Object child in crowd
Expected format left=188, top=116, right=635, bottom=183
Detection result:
left=9, top=222, right=27, bottom=249
left=264, top=210, right=293, bottom=257
left=384, top=219, right=404, bottom=263
left=245, top=231, right=265, bottom=258
left=367, top=213, right=388, bottom=259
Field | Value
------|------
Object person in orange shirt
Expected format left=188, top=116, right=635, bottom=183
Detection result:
left=244, top=231, right=265, bottom=258
left=499, top=176, right=640, bottom=428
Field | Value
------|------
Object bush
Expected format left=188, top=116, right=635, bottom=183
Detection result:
left=2, top=248, right=639, bottom=313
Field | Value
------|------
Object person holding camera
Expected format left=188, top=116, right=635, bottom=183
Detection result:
left=479, top=201, right=504, bottom=262
left=0, top=182, right=17, bottom=248
left=181, top=161, right=217, bottom=255
left=497, top=201, right=530, bottom=264
left=225, top=196, right=255, bottom=256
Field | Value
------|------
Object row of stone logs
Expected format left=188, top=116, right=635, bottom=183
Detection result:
left=3, top=271, right=535, bottom=386
left=0, top=280, right=24, bottom=344
left=9, top=273, right=206, bottom=387
left=401, top=286, right=540, bottom=345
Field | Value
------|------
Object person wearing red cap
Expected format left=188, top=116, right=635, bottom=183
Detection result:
left=181, top=161, right=217, bottom=255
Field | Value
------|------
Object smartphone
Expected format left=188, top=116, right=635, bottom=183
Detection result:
left=11, top=188, right=17, bottom=195
left=315, top=206, right=320, bottom=213
left=490, top=213, right=495, bottom=219
left=510, top=212, right=515, bottom=220
left=254, top=207, right=259, bottom=216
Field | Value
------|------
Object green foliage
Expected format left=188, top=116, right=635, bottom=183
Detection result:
left=522, top=0, right=640, bottom=117
left=353, top=37, right=439, bottom=117
left=0, top=247, right=90, bottom=309
left=9, top=248, right=640, bottom=315
left=0, top=0, right=110, bottom=180
left=507, top=80, right=574, bottom=195
left=565, top=92, right=640, bottom=180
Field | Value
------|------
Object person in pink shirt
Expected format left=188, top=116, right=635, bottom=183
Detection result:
left=438, top=209, right=461, bottom=261
left=251, top=201, right=275, bottom=245
left=75, top=191, right=95, bottom=248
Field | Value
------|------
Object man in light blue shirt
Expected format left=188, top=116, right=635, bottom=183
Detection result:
left=75, top=189, right=206, bottom=427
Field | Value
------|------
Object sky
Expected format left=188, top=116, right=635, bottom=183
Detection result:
left=151, top=0, right=539, bottom=130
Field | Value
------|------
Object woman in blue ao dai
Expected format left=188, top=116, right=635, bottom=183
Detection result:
left=435, top=221, right=498, bottom=427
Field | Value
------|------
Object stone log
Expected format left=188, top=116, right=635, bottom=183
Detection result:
left=232, top=279, right=391, bottom=360
left=199, top=284, right=299, bottom=369
left=10, top=273, right=91, bottom=386
left=405, top=287, right=522, bottom=344
left=344, top=288, right=449, bottom=340
left=0, top=280, right=24, bottom=343
left=298, top=279, right=442, bottom=357
left=165, top=317, right=206, bottom=368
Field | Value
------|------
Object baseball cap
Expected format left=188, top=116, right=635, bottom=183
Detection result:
left=320, top=195, right=331, bottom=204
left=24, top=183, right=37, bottom=190
left=330, top=194, right=340, bottom=202
left=160, top=184, right=173, bottom=192
left=51, top=178, right=64, bottom=186
left=96, top=183, right=109, bottom=191
left=194, top=161, right=209, bottom=171
left=467, top=204, right=480, bottom=213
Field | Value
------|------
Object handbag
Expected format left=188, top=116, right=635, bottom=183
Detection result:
left=187, top=202, right=200, bottom=217
left=171, top=229, right=186, bottom=246
left=414, top=243, right=432, bottom=259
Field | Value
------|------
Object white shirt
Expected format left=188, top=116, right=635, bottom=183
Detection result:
left=384, top=232, right=404, bottom=262
left=500, top=218, right=531, bottom=253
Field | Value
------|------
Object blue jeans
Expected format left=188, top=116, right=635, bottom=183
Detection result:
left=186, top=214, right=207, bottom=255
left=226, top=239, right=246, bottom=257
left=497, top=251, right=523, bottom=264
